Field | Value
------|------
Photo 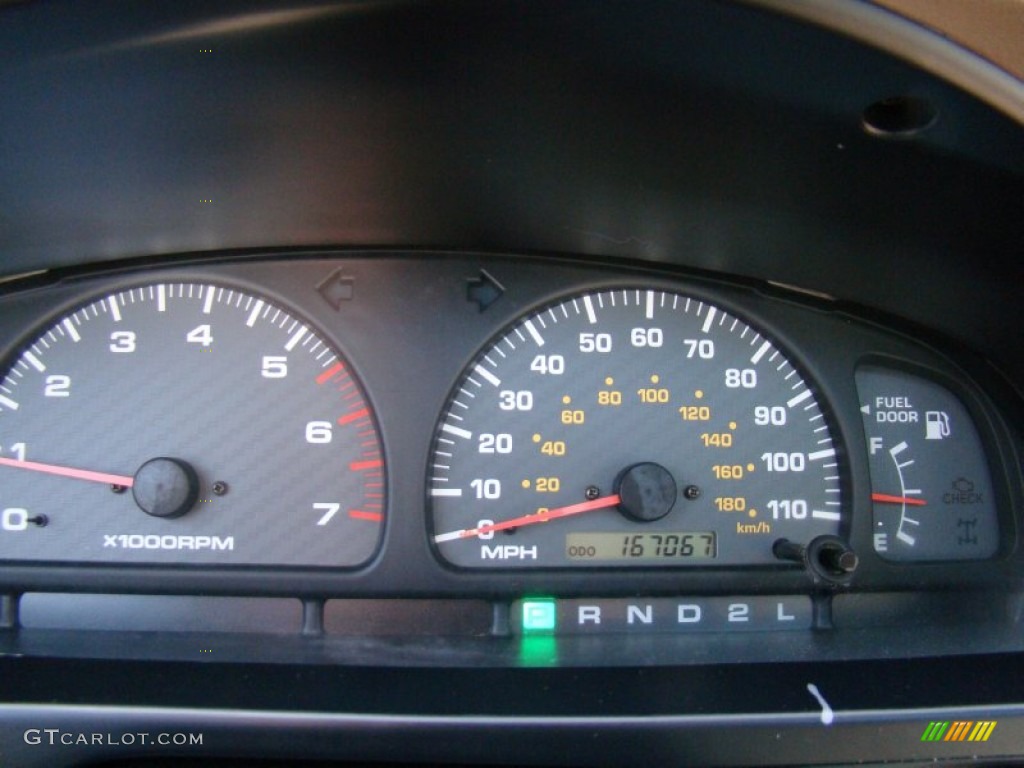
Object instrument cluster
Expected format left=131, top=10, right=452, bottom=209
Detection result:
left=0, top=253, right=1019, bottom=599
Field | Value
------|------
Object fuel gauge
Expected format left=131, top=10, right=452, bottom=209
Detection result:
left=856, top=365, right=999, bottom=561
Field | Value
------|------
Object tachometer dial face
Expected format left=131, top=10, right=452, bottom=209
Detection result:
left=428, top=288, right=844, bottom=569
left=0, top=282, right=385, bottom=567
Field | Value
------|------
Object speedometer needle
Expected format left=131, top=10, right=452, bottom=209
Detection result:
left=871, top=492, right=927, bottom=506
left=0, top=457, right=135, bottom=487
left=433, top=494, right=622, bottom=543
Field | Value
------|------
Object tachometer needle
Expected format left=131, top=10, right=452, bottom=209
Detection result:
left=0, top=457, right=135, bottom=487
left=433, top=494, right=621, bottom=543
left=871, top=492, right=926, bottom=507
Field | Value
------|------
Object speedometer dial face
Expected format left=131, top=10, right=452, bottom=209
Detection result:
left=428, top=288, right=844, bottom=569
left=0, top=282, right=385, bottom=567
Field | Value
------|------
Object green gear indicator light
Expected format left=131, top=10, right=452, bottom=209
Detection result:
left=521, top=599, right=557, bottom=633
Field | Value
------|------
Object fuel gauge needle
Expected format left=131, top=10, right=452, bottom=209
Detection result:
left=0, top=457, right=135, bottom=487
left=434, top=494, right=621, bottom=543
left=871, top=493, right=927, bottom=506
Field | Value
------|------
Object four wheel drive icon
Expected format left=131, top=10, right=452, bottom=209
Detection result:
left=925, top=411, right=950, bottom=440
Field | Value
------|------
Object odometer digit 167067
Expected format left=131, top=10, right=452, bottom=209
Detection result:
left=428, top=288, right=845, bottom=569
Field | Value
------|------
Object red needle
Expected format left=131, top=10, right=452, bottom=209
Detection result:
left=871, top=492, right=926, bottom=507
left=434, top=494, right=622, bottom=542
left=0, top=457, right=135, bottom=487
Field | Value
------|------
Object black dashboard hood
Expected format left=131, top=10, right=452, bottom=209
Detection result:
left=2, top=0, right=1023, bottom=383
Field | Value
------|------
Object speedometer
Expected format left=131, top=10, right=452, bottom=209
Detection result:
left=428, top=288, right=845, bottom=569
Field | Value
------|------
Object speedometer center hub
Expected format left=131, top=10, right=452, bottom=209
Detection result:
left=615, top=462, right=677, bottom=522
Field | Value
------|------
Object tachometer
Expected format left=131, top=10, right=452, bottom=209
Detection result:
left=0, top=282, right=385, bottom=567
left=428, top=288, right=844, bottom=569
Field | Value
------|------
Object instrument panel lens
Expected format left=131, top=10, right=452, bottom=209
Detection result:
left=428, top=289, right=845, bottom=569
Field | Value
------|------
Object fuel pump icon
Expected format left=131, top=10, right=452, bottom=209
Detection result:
left=925, top=411, right=950, bottom=440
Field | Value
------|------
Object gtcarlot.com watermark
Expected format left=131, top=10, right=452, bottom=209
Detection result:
left=24, top=729, right=203, bottom=747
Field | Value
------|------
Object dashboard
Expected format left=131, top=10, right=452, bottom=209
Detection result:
left=1, top=1, right=1024, bottom=766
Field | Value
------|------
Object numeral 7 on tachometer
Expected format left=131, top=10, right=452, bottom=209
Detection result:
left=314, top=502, right=341, bottom=526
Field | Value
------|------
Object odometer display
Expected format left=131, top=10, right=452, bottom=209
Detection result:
left=566, top=532, right=716, bottom=561
left=428, top=288, right=844, bottom=569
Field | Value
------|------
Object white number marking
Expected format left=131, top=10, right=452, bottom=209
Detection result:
left=314, top=502, right=341, bottom=526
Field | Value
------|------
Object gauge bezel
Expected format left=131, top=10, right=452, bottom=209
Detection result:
left=0, top=273, right=390, bottom=574
left=854, top=353, right=1020, bottom=564
left=424, top=283, right=854, bottom=573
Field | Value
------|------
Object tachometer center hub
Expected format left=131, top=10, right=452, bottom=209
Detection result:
left=132, top=457, right=200, bottom=519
